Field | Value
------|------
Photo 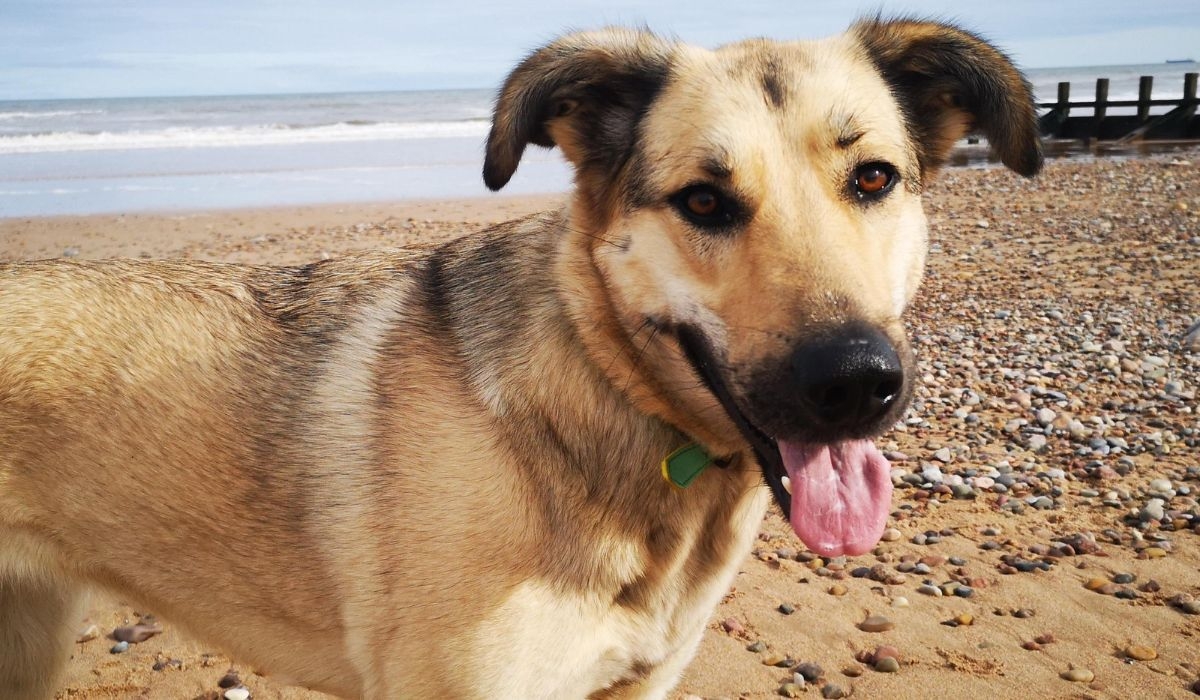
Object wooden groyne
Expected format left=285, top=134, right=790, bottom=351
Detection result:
left=1038, top=72, right=1198, bottom=142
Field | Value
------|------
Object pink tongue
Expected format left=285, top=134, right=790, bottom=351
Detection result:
left=778, top=440, right=893, bottom=557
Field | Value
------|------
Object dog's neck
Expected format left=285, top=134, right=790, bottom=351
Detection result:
left=416, top=209, right=766, bottom=533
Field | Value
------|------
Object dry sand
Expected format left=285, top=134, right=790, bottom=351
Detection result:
left=2, top=154, right=1198, bottom=699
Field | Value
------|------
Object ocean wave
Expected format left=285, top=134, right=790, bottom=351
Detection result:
left=0, top=109, right=105, bottom=121
left=0, top=120, right=491, bottom=154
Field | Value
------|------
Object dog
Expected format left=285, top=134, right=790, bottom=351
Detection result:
left=0, top=18, right=1040, bottom=700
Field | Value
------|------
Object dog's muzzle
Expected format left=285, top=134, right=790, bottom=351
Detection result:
left=675, top=322, right=909, bottom=558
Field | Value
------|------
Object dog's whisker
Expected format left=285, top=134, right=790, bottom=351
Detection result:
left=560, top=223, right=626, bottom=251
left=623, top=326, right=660, bottom=393
left=604, top=318, right=654, bottom=378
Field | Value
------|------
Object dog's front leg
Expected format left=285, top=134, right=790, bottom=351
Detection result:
left=0, top=561, right=87, bottom=700
left=590, top=631, right=705, bottom=700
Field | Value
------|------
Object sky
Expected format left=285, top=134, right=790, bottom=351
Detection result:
left=2, top=0, right=1199, bottom=100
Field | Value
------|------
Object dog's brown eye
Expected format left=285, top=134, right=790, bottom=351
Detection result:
left=853, top=162, right=897, bottom=200
left=672, top=184, right=734, bottom=231
left=686, top=190, right=719, bottom=217
left=671, top=185, right=741, bottom=230
left=857, top=168, right=888, bottom=192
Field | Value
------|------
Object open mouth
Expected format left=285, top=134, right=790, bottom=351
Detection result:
left=675, top=325, right=894, bottom=557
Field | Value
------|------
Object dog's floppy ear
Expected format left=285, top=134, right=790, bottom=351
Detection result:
left=854, top=18, right=1042, bottom=177
left=484, top=28, right=674, bottom=191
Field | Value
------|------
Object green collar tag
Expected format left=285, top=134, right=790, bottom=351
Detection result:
left=661, top=443, right=715, bottom=488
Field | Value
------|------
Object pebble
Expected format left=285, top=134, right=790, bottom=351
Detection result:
left=152, top=658, right=182, bottom=671
left=746, top=640, right=767, bottom=653
left=218, top=670, right=242, bottom=688
left=778, top=603, right=796, bottom=615
left=110, top=641, right=129, bottom=654
left=821, top=683, right=848, bottom=699
left=1124, top=645, right=1158, bottom=661
left=859, top=615, right=895, bottom=632
left=1174, top=599, right=1200, bottom=615
left=224, top=689, right=251, bottom=700
left=1140, top=499, right=1167, bottom=522
left=1061, top=668, right=1095, bottom=683
left=112, top=622, right=162, bottom=644
left=76, top=624, right=100, bottom=643
left=1184, top=319, right=1200, bottom=350
left=874, top=656, right=900, bottom=673
left=828, top=584, right=848, bottom=596
left=721, top=618, right=745, bottom=635
left=794, top=662, right=823, bottom=682
left=918, top=584, right=943, bottom=597
left=880, top=527, right=902, bottom=542
left=779, top=682, right=804, bottom=698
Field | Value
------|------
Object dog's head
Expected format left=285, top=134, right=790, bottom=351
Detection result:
left=485, top=19, right=1041, bottom=556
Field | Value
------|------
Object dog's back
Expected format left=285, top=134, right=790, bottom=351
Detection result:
left=0, top=259, right=398, bottom=696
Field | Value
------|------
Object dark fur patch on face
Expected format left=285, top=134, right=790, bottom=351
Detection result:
left=725, top=45, right=794, bottom=110
left=853, top=17, right=1043, bottom=177
left=759, top=56, right=788, bottom=109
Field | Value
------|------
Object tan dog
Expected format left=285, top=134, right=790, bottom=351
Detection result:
left=0, top=18, right=1040, bottom=700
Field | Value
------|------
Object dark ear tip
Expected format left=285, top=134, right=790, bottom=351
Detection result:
left=483, top=150, right=515, bottom=191
left=1023, top=153, right=1045, bottom=177
left=483, top=166, right=510, bottom=191
left=1009, top=143, right=1044, bottom=177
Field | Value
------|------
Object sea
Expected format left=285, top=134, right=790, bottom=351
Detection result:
left=0, top=62, right=1196, bottom=218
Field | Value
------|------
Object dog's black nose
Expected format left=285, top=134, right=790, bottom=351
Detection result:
left=791, top=324, right=904, bottom=431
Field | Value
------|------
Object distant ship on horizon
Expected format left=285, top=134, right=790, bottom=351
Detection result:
left=1165, top=58, right=1195, bottom=64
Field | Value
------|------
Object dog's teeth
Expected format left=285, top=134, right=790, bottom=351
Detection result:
left=781, top=475, right=792, bottom=494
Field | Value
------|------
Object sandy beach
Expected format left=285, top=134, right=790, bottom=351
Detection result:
left=2, top=153, right=1198, bottom=699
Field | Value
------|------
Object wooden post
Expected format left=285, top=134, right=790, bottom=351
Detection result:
left=1137, top=76, right=1153, bottom=121
left=1184, top=73, right=1198, bottom=126
left=1092, top=78, right=1109, bottom=139
left=1056, top=82, right=1070, bottom=114
left=1038, top=81, right=1073, bottom=137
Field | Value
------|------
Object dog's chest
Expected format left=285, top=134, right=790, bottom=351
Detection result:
left=470, top=488, right=769, bottom=699
left=471, top=579, right=713, bottom=698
